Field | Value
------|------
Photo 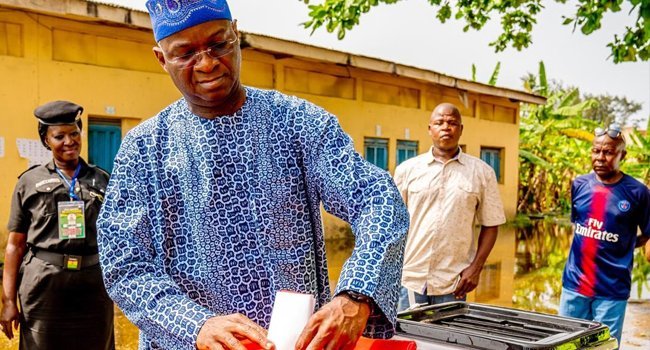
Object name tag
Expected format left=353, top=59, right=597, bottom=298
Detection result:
left=58, top=201, right=86, bottom=240
left=35, top=178, right=61, bottom=188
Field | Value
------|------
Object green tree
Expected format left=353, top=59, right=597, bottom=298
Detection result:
left=302, top=0, right=650, bottom=63
left=622, top=128, right=650, bottom=184
left=522, top=76, right=645, bottom=127
left=582, top=93, right=643, bottom=127
left=518, top=62, right=599, bottom=213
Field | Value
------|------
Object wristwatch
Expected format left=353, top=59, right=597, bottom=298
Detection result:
left=341, top=290, right=373, bottom=306
left=340, top=290, right=381, bottom=319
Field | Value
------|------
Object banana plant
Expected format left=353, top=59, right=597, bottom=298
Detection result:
left=622, top=129, right=650, bottom=185
left=470, top=62, right=501, bottom=86
left=632, top=248, right=650, bottom=299
left=518, top=61, right=599, bottom=213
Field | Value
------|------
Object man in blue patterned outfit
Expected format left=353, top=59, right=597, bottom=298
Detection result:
left=96, top=1, right=409, bottom=350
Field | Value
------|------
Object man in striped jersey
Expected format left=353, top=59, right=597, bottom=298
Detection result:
left=559, top=123, right=650, bottom=346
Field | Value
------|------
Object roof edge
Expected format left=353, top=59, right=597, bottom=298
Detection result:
left=0, top=0, right=546, bottom=104
left=0, top=0, right=151, bottom=29
left=242, top=33, right=546, bottom=104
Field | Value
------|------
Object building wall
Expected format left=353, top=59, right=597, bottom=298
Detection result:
left=0, top=8, right=520, bottom=249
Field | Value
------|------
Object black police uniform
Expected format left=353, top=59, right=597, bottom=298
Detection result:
left=6, top=100, right=115, bottom=350
left=7, top=159, right=114, bottom=350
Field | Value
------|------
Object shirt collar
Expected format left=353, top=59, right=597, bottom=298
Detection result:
left=428, top=146, right=466, bottom=165
left=45, top=158, right=88, bottom=175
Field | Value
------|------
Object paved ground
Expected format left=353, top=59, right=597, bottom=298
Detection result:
left=621, top=301, right=650, bottom=349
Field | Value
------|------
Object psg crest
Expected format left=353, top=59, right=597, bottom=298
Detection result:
left=617, top=200, right=631, bottom=212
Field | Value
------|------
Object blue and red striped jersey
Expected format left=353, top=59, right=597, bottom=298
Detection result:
left=562, top=172, right=650, bottom=300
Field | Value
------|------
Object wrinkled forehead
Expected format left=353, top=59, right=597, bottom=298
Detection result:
left=431, top=108, right=461, bottom=122
left=592, top=135, right=624, bottom=149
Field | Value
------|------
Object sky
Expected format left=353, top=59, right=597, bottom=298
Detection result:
left=104, top=0, right=649, bottom=128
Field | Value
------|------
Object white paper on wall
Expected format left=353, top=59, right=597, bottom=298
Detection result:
left=0, top=136, right=4, bottom=157
left=16, top=138, right=51, bottom=167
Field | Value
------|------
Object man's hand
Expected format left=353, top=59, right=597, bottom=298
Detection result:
left=196, top=313, right=273, bottom=350
left=453, top=225, right=498, bottom=299
left=453, top=263, right=482, bottom=298
left=0, top=300, right=20, bottom=339
left=295, top=294, right=371, bottom=350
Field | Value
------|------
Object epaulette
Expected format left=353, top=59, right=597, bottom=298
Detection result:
left=17, top=164, right=40, bottom=179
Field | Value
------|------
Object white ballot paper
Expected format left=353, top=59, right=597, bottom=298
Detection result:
left=267, top=290, right=316, bottom=350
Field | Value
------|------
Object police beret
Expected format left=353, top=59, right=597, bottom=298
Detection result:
left=34, top=100, right=83, bottom=125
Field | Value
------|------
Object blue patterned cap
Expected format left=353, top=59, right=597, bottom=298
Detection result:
left=146, top=0, right=232, bottom=42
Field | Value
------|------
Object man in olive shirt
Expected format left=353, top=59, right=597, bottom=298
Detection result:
left=394, top=102, right=506, bottom=310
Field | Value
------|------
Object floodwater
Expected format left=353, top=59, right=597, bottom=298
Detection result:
left=2, top=219, right=649, bottom=349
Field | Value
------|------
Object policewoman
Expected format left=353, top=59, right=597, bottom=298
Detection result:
left=1, top=101, right=115, bottom=349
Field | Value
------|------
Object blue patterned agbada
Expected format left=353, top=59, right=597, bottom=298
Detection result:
left=97, top=87, right=409, bottom=350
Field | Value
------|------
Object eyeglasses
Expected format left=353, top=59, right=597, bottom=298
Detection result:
left=164, top=36, right=239, bottom=69
left=594, top=124, right=622, bottom=139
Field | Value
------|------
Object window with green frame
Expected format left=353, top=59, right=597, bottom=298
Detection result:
left=480, top=147, right=503, bottom=183
left=364, top=137, right=388, bottom=170
left=396, top=140, right=418, bottom=165
left=88, top=120, right=122, bottom=174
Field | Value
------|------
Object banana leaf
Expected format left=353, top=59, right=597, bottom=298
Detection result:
left=519, top=149, right=551, bottom=168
